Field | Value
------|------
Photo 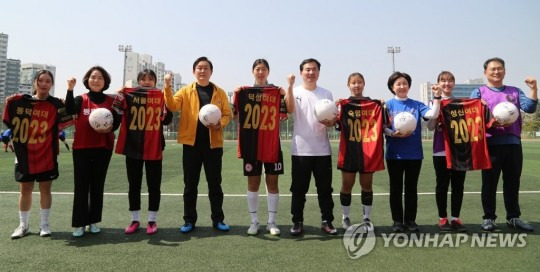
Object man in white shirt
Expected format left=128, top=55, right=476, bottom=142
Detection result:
left=287, top=58, right=337, bottom=235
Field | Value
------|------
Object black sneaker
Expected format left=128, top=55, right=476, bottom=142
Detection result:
left=392, top=221, right=404, bottom=232
left=507, top=218, right=534, bottom=232
left=438, top=218, right=452, bottom=232
left=405, top=221, right=419, bottom=232
left=290, top=222, right=304, bottom=236
left=451, top=219, right=467, bottom=232
left=342, top=217, right=351, bottom=230
left=321, top=220, right=337, bottom=235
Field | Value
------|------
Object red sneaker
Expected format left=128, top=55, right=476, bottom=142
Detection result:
left=147, top=222, right=157, bottom=235
left=125, top=221, right=140, bottom=234
left=451, top=218, right=467, bottom=232
left=438, top=218, right=451, bottom=232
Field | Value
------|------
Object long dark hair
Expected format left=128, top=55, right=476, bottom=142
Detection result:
left=32, top=70, right=55, bottom=95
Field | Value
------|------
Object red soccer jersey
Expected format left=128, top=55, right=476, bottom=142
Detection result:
left=2, top=95, right=72, bottom=174
left=115, top=88, right=166, bottom=160
left=234, top=86, right=282, bottom=163
left=337, top=98, right=387, bottom=173
left=440, top=98, right=493, bottom=171
left=72, top=93, right=115, bottom=150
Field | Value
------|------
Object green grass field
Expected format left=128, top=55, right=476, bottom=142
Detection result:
left=1, top=141, right=539, bottom=271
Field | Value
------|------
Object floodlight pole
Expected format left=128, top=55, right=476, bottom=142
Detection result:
left=387, top=46, right=401, bottom=72
left=118, top=45, right=133, bottom=86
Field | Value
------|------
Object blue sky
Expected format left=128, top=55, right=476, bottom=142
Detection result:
left=2, top=0, right=539, bottom=101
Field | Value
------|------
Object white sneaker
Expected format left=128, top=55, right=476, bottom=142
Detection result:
left=342, top=217, right=351, bottom=230
left=11, top=225, right=29, bottom=239
left=266, top=222, right=281, bottom=236
left=39, top=224, right=51, bottom=237
left=247, top=222, right=259, bottom=235
left=86, top=224, right=101, bottom=234
left=363, top=218, right=374, bottom=231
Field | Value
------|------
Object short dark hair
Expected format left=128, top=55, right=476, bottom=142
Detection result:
left=387, top=71, right=412, bottom=94
left=193, top=56, right=213, bottom=72
left=483, top=57, right=505, bottom=70
left=437, top=71, right=455, bottom=82
left=252, top=59, right=270, bottom=71
left=299, top=58, right=321, bottom=71
left=137, top=69, right=157, bottom=83
left=347, top=72, right=365, bottom=85
left=32, top=70, right=55, bottom=94
left=83, top=66, right=111, bottom=91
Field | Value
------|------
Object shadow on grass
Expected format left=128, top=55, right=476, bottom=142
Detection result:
left=373, top=221, right=539, bottom=237
left=55, top=221, right=539, bottom=247
left=59, top=224, right=346, bottom=247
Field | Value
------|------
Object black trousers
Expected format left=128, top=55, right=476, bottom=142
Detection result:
left=290, top=155, right=334, bottom=223
left=482, top=144, right=523, bottom=221
left=386, top=159, right=422, bottom=223
left=182, top=141, right=224, bottom=224
left=433, top=156, right=466, bottom=218
left=126, top=157, right=162, bottom=212
left=72, top=148, right=112, bottom=227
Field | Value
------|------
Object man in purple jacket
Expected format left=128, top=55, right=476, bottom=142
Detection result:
left=471, top=57, right=537, bottom=232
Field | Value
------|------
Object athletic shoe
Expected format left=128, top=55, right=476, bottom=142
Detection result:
left=72, top=227, right=85, bottom=237
left=266, top=222, right=281, bottom=236
left=438, top=218, right=452, bottom=232
left=290, top=222, right=304, bottom=236
left=247, top=222, right=259, bottom=235
left=321, top=220, right=338, bottom=235
left=405, top=221, right=419, bottom=232
left=11, top=225, right=29, bottom=239
left=363, top=218, right=374, bottom=231
left=213, top=221, right=230, bottom=232
left=39, top=224, right=51, bottom=237
left=125, top=221, right=140, bottom=234
left=481, top=219, right=496, bottom=232
left=451, top=219, right=467, bottom=232
left=392, top=221, right=404, bottom=232
left=507, top=218, right=534, bottom=232
left=342, top=217, right=351, bottom=230
left=87, top=224, right=100, bottom=234
left=180, top=223, right=194, bottom=233
left=147, top=222, right=158, bottom=235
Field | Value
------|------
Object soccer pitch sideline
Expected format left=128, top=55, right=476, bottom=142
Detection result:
left=0, top=141, right=539, bottom=271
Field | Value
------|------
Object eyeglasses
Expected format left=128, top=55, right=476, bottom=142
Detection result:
left=488, top=67, right=505, bottom=72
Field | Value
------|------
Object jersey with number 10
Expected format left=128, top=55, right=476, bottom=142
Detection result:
left=440, top=98, right=493, bottom=171
left=337, top=98, right=386, bottom=173
left=2, top=95, right=72, bottom=174
left=234, top=86, right=281, bottom=163
left=115, top=88, right=166, bottom=160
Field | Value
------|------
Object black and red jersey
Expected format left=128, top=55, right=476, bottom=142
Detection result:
left=337, top=98, right=387, bottom=173
left=440, top=98, right=493, bottom=171
left=72, top=93, right=115, bottom=150
left=115, top=88, right=166, bottom=160
left=234, top=86, right=282, bottom=163
left=2, top=94, right=72, bottom=174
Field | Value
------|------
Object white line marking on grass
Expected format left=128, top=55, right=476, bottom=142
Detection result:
left=1, top=191, right=540, bottom=196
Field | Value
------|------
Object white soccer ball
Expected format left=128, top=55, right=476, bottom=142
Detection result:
left=314, top=99, right=338, bottom=122
left=393, top=111, right=417, bottom=134
left=492, top=101, right=519, bottom=125
left=199, top=104, right=222, bottom=126
left=89, top=108, right=113, bottom=132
